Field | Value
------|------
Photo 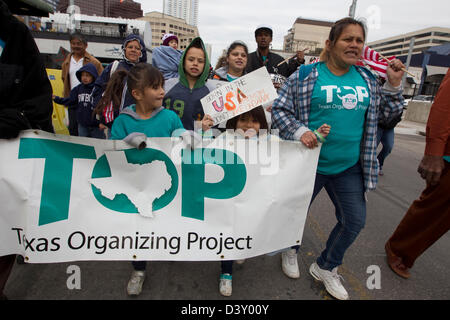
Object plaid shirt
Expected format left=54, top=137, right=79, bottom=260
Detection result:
left=272, top=63, right=404, bottom=191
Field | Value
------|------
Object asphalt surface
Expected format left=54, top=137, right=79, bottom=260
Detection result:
left=4, top=129, right=449, bottom=302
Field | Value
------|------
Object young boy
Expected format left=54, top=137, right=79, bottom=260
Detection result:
left=53, top=63, right=104, bottom=138
left=163, top=37, right=219, bottom=131
left=152, top=33, right=183, bottom=80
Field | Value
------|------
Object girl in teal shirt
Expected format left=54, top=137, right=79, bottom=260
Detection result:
left=109, top=63, right=183, bottom=296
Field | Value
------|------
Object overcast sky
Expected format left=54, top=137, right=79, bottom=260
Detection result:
left=137, top=0, right=450, bottom=66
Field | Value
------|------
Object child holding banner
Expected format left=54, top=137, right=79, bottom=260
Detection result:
left=108, top=63, right=184, bottom=296
left=209, top=41, right=249, bottom=133
left=163, top=37, right=219, bottom=131
left=215, top=106, right=268, bottom=296
left=210, top=41, right=248, bottom=82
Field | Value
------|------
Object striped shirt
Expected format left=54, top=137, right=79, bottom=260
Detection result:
left=271, top=62, right=404, bottom=191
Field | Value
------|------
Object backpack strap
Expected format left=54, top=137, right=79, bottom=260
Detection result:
left=110, top=60, right=120, bottom=77
left=298, top=62, right=316, bottom=82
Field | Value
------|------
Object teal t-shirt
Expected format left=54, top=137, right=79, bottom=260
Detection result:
left=444, top=156, right=450, bottom=162
left=310, top=63, right=370, bottom=175
left=110, top=106, right=184, bottom=140
left=0, top=38, right=5, bottom=57
left=226, top=73, right=238, bottom=82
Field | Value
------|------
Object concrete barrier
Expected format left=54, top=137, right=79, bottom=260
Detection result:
left=404, top=101, right=432, bottom=124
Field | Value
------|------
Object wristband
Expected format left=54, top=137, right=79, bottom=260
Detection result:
left=314, top=129, right=326, bottom=143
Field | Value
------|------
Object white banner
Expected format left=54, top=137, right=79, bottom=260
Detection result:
left=201, top=67, right=278, bottom=125
left=0, top=130, right=320, bottom=263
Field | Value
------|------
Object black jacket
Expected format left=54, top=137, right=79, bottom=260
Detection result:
left=0, top=0, right=53, bottom=138
left=246, top=50, right=304, bottom=78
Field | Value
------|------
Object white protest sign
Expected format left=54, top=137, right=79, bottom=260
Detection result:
left=0, top=130, right=320, bottom=263
left=201, top=67, right=278, bottom=125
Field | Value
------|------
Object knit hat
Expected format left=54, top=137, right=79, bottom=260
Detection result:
left=162, top=33, right=178, bottom=46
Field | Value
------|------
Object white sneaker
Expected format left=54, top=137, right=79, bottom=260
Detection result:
left=236, top=259, right=246, bottom=265
left=127, top=270, right=146, bottom=296
left=281, top=249, right=300, bottom=279
left=219, top=273, right=232, bottom=297
left=309, top=262, right=349, bottom=300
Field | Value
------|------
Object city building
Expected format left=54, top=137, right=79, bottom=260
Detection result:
left=35, top=12, right=151, bottom=67
left=56, top=0, right=143, bottom=19
left=283, top=17, right=334, bottom=56
left=368, top=27, right=450, bottom=58
left=42, top=0, right=60, bottom=11
left=368, top=27, right=450, bottom=98
left=163, top=0, right=199, bottom=26
left=138, top=11, right=199, bottom=50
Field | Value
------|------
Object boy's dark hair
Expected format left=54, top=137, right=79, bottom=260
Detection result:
left=225, top=106, right=268, bottom=131
left=70, top=32, right=87, bottom=45
left=94, top=63, right=164, bottom=116
left=189, top=37, right=203, bottom=50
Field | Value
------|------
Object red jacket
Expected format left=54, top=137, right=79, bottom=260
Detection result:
left=425, top=69, right=450, bottom=157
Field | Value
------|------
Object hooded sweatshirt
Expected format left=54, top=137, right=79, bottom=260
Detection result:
left=92, top=34, right=148, bottom=114
left=54, top=62, right=99, bottom=127
left=163, top=37, right=220, bottom=130
left=110, top=105, right=184, bottom=140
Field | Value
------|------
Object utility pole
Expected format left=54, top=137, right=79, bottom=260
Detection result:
left=349, top=0, right=357, bottom=18
left=402, top=37, right=415, bottom=90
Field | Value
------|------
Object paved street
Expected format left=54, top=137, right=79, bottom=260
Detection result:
left=4, top=124, right=450, bottom=301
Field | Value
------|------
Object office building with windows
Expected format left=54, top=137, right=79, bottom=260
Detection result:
left=139, top=11, right=199, bottom=49
left=57, top=0, right=143, bottom=19
left=368, top=27, right=450, bottom=58
left=283, top=17, right=334, bottom=55
left=163, top=0, right=198, bottom=26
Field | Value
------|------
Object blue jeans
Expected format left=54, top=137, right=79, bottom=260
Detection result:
left=78, top=124, right=105, bottom=139
left=376, top=127, right=394, bottom=169
left=294, top=162, right=366, bottom=271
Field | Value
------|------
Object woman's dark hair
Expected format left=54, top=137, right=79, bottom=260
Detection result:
left=225, top=106, right=268, bottom=131
left=226, top=41, right=248, bottom=57
left=319, top=17, right=367, bottom=62
left=94, top=63, right=164, bottom=115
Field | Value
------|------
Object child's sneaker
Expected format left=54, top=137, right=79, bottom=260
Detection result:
left=127, top=270, right=146, bottom=296
left=219, top=273, right=232, bottom=297
left=281, top=249, right=300, bottom=278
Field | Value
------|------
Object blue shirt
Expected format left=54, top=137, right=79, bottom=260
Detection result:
left=310, top=63, right=370, bottom=175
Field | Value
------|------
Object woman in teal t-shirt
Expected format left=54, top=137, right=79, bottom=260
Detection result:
left=272, top=17, right=405, bottom=300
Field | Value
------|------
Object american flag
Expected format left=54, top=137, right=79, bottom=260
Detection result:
left=103, top=102, right=115, bottom=124
left=360, top=46, right=395, bottom=79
